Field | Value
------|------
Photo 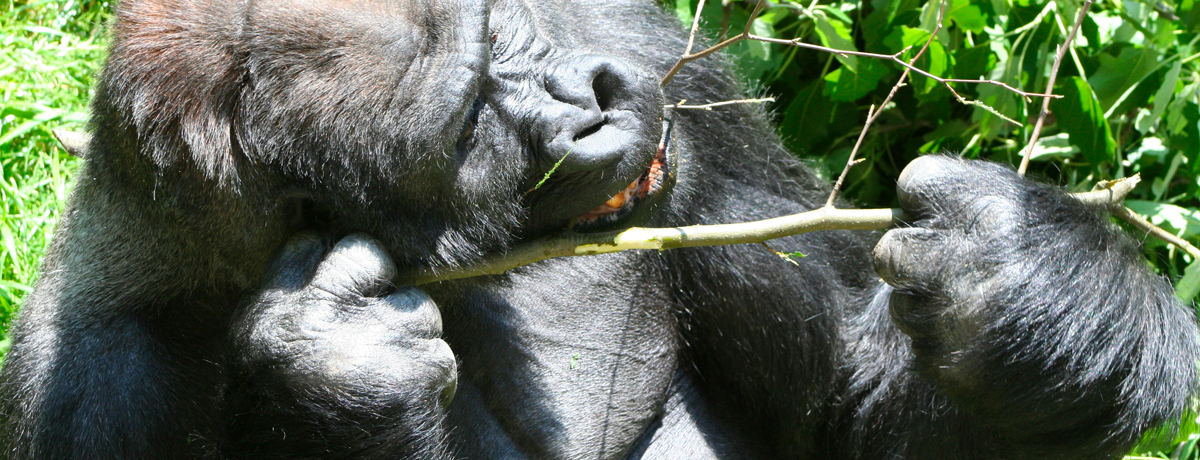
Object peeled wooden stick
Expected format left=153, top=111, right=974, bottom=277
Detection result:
left=401, top=178, right=1145, bottom=285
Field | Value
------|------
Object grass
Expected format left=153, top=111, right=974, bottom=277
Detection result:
left=0, top=0, right=108, bottom=353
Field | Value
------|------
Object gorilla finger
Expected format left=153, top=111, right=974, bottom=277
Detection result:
left=376, top=287, right=444, bottom=339
left=262, top=232, right=331, bottom=290
left=873, top=227, right=953, bottom=290
left=310, top=234, right=398, bottom=297
left=375, top=339, right=458, bottom=408
left=896, top=155, right=1022, bottom=220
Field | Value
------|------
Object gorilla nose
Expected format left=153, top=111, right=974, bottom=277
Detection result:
left=537, top=55, right=653, bottom=173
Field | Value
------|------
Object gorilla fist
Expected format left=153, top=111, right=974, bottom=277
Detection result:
left=226, top=234, right=456, bottom=458
left=873, top=155, right=1195, bottom=452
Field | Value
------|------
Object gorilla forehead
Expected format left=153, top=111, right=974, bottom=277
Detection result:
left=240, top=0, right=490, bottom=176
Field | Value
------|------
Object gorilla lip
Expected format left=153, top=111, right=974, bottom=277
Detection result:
left=575, top=133, right=670, bottom=225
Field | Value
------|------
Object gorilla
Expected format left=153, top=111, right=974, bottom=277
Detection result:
left=0, top=0, right=1196, bottom=458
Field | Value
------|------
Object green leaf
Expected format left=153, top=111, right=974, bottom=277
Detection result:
left=21, top=26, right=65, bottom=36
left=0, top=119, right=47, bottom=147
left=814, top=15, right=859, bottom=72
left=1027, top=133, right=1079, bottom=162
left=824, top=59, right=889, bottom=102
left=748, top=8, right=783, bottom=61
left=952, top=44, right=994, bottom=81
left=1166, top=85, right=1198, bottom=135
left=884, top=26, right=932, bottom=54
left=1090, top=46, right=1162, bottom=111
left=1056, top=77, right=1117, bottom=166
left=814, top=4, right=856, bottom=25
left=913, top=40, right=948, bottom=93
left=1177, top=259, right=1200, bottom=303
left=1125, top=200, right=1200, bottom=239
left=781, top=80, right=837, bottom=151
left=1137, top=60, right=1182, bottom=134
left=947, top=0, right=987, bottom=33
left=674, top=0, right=694, bottom=26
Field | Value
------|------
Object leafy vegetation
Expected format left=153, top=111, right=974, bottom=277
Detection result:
left=667, top=0, right=1200, bottom=456
left=1, top=0, right=1198, bottom=456
left=0, top=0, right=108, bottom=359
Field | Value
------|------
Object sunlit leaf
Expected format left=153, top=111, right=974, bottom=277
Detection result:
left=674, top=0, right=694, bottom=26
left=814, top=15, right=859, bottom=71
left=1057, top=77, right=1117, bottom=166
left=1027, top=133, right=1079, bottom=162
left=1179, top=260, right=1200, bottom=304
left=1137, top=60, right=1182, bottom=134
left=1090, top=46, right=1162, bottom=111
left=947, top=0, right=987, bottom=32
left=1126, top=200, right=1200, bottom=239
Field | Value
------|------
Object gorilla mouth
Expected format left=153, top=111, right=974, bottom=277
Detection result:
left=572, top=131, right=671, bottom=229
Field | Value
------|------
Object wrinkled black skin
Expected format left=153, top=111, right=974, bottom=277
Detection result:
left=1, top=0, right=1197, bottom=458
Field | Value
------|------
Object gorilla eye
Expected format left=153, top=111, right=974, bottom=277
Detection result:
left=462, top=97, right=485, bottom=139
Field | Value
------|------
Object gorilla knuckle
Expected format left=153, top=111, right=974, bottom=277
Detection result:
left=309, top=234, right=397, bottom=296
left=380, top=287, right=444, bottom=339
left=896, top=156, right=1025, bottom=216
left=873, top=227, right=947, bottom=288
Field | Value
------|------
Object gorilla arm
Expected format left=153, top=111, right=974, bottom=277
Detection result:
left=839, top=156, right=1200, bottom=459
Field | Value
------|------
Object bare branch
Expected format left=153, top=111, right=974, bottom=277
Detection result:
left=826, top=103, right=878, bottom=207
left=402, top=207, right=905, bottom=285
left=668, top=97, right=776, bottom=110
left=400, top=177, right=1156, bottom=285
left=753, top=35, right=1061, bottom=115
left=662, top=0, right=768, bottom=87
left=1018, top=0, right=1092, bottom=176
left=1070, top=174, right=1200, bottom=259
left=1116, top=207, right=1200, bottom=260
left=52, top=130, right=90, bottom=158
left=660, top=0, right=1057, bottom=119
left=825, top=0, right=949, bottom=207
left=1072, top=174, right=1140, bottom=207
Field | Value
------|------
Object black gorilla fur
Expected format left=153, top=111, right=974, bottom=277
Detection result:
left=1, top=0, right=1197, bottom=458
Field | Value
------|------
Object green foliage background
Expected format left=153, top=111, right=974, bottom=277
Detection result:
left=1, top=0, right=1199, bottom=457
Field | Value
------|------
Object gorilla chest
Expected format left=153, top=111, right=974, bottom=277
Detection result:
left=436, top=254, right=679, bottom=458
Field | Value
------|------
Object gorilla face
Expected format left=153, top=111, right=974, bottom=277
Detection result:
left=233, top=0, right=668, bottom=269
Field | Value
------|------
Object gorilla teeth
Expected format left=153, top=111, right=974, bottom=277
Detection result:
left=576, top=145, right=668, bottom=225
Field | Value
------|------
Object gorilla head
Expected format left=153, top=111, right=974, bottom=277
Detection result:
left=97, top=0, right=669, bottom=273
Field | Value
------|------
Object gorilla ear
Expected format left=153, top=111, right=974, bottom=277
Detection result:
left=99, top=0, right=246, bottom=183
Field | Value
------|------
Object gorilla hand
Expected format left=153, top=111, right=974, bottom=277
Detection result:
left=871, top=155, right=1197, bottom=453
left=226, top=234, right=456, bottom=458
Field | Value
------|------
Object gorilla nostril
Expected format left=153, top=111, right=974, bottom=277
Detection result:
left=532, top=54, right=656, bottom=174
left=592, top=71, right=624, bottom=112
left=545, top=55, right=638, bottom=114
